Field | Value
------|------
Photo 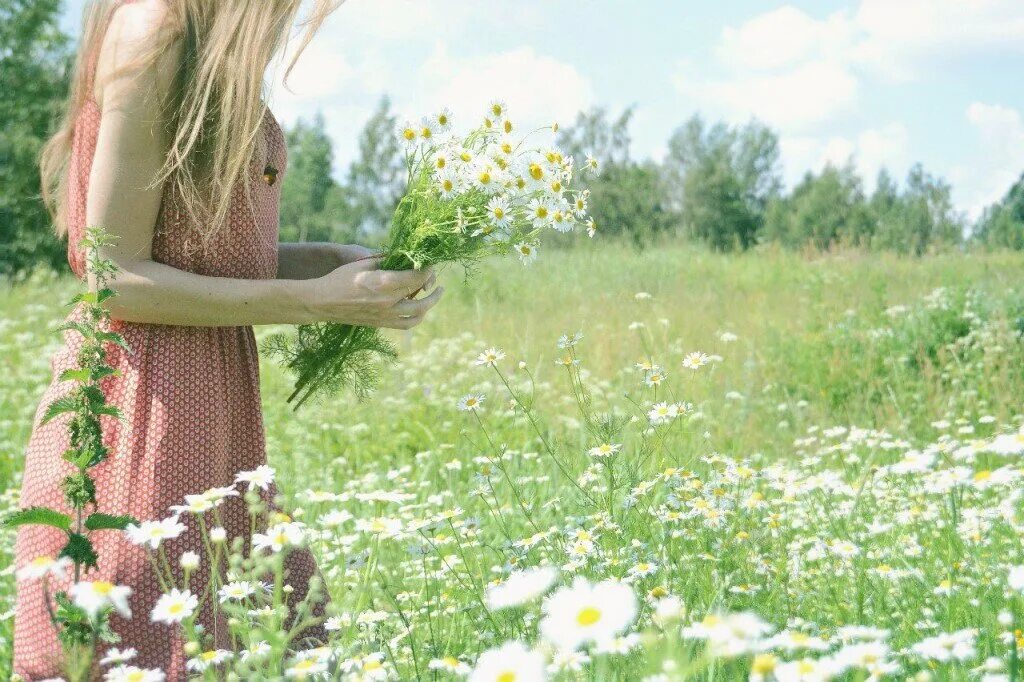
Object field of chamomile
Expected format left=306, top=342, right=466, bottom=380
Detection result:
left=4, top=242, right=1024, bottom=680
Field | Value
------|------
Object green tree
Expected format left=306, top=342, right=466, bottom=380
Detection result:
left=666, top=116, right=781, bottom=251
left=763, top=163, right=873, bottom=250
left=0, top=0, right=70, bottom=275
left=872, top=164, right=964, bottom=254
left=557, top=106, right=678, bottom=245
left=345, top=95, right=404, bottom=239
left=279, top=113, right=351, bottom=243
left=974, top=173, right=1024, bottom=250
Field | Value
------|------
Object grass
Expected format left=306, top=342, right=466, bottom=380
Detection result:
left=3, top=241, right=1024, bottom=679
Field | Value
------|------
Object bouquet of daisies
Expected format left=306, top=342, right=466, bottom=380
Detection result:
left=267, top=102, right=597, bottom=408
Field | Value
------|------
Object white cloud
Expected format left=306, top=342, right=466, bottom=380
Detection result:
left=716, top=6, right=855, bottom=72
left=780, top=123, right=910, bottom=190
left=955, top=103, right=1024, bottom=216
left=677, top=0, right=1024, bottom=133
left=676, top=59, right=858, bottom=132
left=415, top=44, right=593, bottom=130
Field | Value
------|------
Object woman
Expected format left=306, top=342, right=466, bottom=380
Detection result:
left=13, top=0, right=443, bottom=678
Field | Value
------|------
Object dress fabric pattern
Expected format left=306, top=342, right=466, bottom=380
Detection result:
left=12, top=25, right=328, bottom=681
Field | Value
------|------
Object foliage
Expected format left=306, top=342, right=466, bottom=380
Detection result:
left=871, top=164, right=965, bottom=255
left=558, top=107, right=679, bottom=246
left=666, top=115, right=782, bottom=251
left=763, top=162, right=874, bottom=250
left=0, top=0, right=70, bottom=276
left=279, top=112, right=352, bottom=244
left=1, top=227, right=137, bottom=680
left=343, top=95, right=406, bottom=239
left=975, top=172, right=1024, bottom=250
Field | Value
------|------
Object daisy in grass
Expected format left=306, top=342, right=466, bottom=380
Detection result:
left=151, top=588, right=198, bottom=624
left=219, top=580, right=258, bottom=603
left=124, top=516, right=186, bottom=550
left=69, top=580, right=132, bottom=619
left=682, top=351, right=710, bottom=370
left=469, top=641, right=547, bottom=682
left=681, top=612, right=773, bottom=657
left=475, top=347, right=505, bottom=367
left=253, top=521, right=305, bottom=553
left=99, top=647, right=137, bottom=666
left=588, top=443, right=621, bottom=459
left=515, top=242, right=538, bottom=264
left=458, top=394, right=485, bottom=411
left=235, top=464, right=275, bottom=491
left=486, top=565, right=559, bottom=610
left=16, top=555, right=72, bottom=582
left=103, top=666, right=166, bottom=681
left=186, top=649, right=233, bottom=673
left=539, top=577, right=638, bottom=651
left=429, top=656, right=472, bottom=675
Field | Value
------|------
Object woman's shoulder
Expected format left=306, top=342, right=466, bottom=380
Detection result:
left=95, top=0, right=182, bottom=104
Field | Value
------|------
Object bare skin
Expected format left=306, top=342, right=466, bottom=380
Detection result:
left=87, top=1, right=442, bottom=329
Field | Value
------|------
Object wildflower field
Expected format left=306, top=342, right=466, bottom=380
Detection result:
left=3, top=243, right=1024, bottom=680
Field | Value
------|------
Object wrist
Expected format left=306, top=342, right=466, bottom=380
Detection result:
left=282, top=277, right=322, bottom=324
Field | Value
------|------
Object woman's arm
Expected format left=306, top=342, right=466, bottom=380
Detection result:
left=87, top=5, right=442, bottom=328
left=277, top=242, right=375, bottom=280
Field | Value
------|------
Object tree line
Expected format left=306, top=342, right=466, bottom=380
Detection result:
left=4, top=0, right=1024, bottom=277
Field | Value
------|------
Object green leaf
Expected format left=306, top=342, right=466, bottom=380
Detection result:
left=3, top=506, right=72, bottom=531
left=56, top=321, right=94, bottom=338
left=42, top=395, right=79, bottom=424
left=59, top=368, right=92, bottom=383
left=59, top=533, right=99, bottom=570
left=96, top=288, right=117, bottom=303
left=95, top=405, right=123, bottom=420
left=84, top=513, right=137, bottom=531
left=96, top=331, right=129, bottom=349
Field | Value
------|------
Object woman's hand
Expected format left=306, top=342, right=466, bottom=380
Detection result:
left=306, top=258, right=443, bottom=329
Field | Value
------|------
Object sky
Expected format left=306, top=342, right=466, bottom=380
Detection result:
left=61, top=0, right=1024, bottom=219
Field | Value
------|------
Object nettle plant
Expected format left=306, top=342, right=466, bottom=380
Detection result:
left=4, top=227, right=138, bottom=679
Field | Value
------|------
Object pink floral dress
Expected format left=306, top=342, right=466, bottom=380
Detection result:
left=12, top=12, right=328, bottom=680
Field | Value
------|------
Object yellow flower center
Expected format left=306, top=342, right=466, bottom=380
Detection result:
left=31, top=556, right=52, bottom=567
left=503, top=120, right=513, bottom=133
left=497, top=672, right=516, bottom=682
left=365, top=660, right=382, bottom=671
left=577, top=606, right=602, bottom=626
left=752, top=654, right=776, bottom=673
left=403, top=129, right=416, bottom=141
left=94, top=581, right=114, bottom=595
left=420, top=127, right=432, bottom=138
left=443, top=179, right=453, bottom=192
left=169, top=602, right=184, bottom=614
left=202, top=651, right=218, bottom=661
left=493, top=207, right=505, bottom=219
left=479, top=171, right=492, bottom=184
left=461, top=152, right=472, bottom=162
left=436, top=157, right=446, bottom=169
left=535, top=206, right=548, bottom=219
left=529, top=163, right=544, bottom=180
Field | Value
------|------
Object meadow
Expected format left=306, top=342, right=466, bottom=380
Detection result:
left=3, top=242, right=1024, bottom=680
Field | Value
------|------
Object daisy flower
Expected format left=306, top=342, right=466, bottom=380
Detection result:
left=457, top=394, right=485, bottom=411
left=235, top=464, right=275, bottom=491
left=219, top=580, right=258, bottom=603
left=485, top=196, right=512, bottom=228
left=253, top=522, right=305, bottom=553
left=103, top=666, right=166, bottom=681
left=99, top=647, right=138, bottom=666
left=588, top=443, right=621, bottom=459
left=469, top=641, right=546, bottom=682
left=16, top=555, right=72, bottom=582
left=475, top=347, right=506, bottom=367
left=151, top=588, right=198, bottom=624
left=527, top=198, right=553, bottom=227
left=124, top=517, right=186, bottom=550
left=186, top=650, right=233, bottom=673
left=514, top=242, right=538, bottom=264
left=486, top=566, right=559, bottom=610
left=539, top=577, right=638, bottom=651
left=70, top=580, right=132, bottom=619
left=682, top=351, right=710, bottom=370
left=429, top=656, right=472, bottom=675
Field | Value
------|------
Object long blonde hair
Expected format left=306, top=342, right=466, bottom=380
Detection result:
left=41, top=0, right=341, bottom=238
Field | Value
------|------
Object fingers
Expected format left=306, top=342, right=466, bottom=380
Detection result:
left=376, top=286, right=444, bottom=330
left=391, top=285, right=444, bottom=318
left=374, top=267, right=434, bottom=298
